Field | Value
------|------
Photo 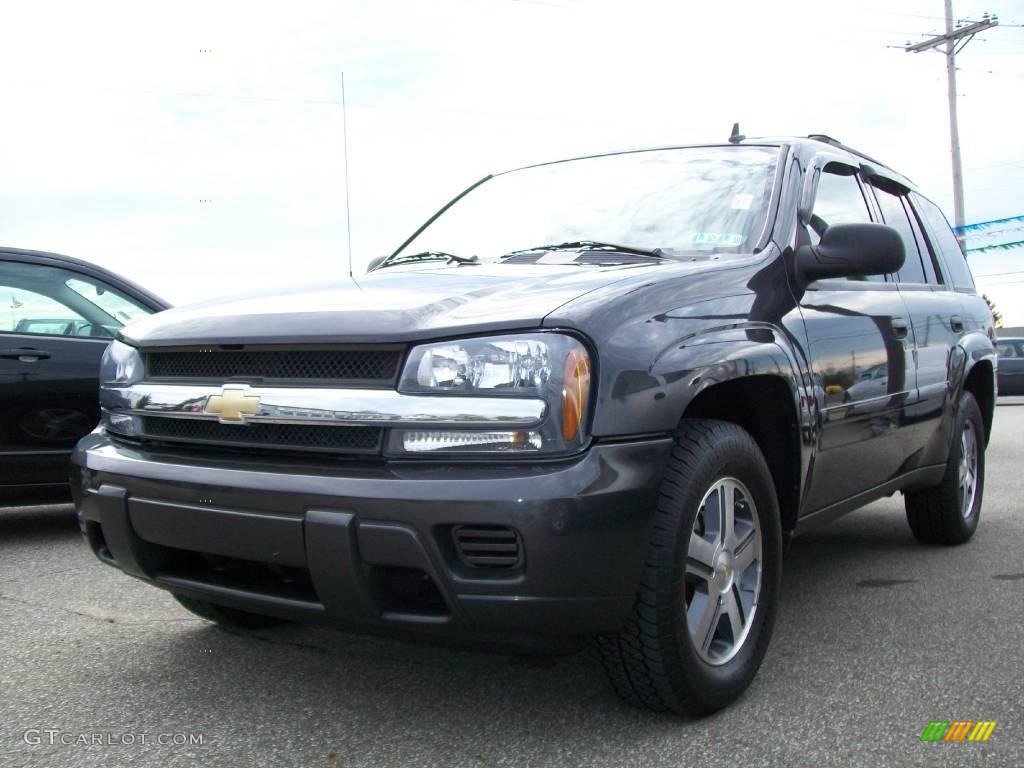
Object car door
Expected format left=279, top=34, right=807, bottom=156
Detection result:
left=0, top=258, right=156, bottom=497
left=995, top=340, right=1024, bottom=395
left=864, top=176, right=963, bottom=449
left=793, top=160, right=919, bottom=514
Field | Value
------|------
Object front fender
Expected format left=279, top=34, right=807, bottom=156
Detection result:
left=591, top=323, right=810, bottom=437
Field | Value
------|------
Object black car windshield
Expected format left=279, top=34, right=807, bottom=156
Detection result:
left=392, top=145, right=780, bottom=264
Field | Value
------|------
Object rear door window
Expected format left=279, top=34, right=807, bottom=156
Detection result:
left=870, top=181, right=930, bottom=284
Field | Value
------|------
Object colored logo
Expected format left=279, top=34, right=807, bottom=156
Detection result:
left=204, top=385, right=261, bottom=424
left=921, top=721, right=997, bottom=742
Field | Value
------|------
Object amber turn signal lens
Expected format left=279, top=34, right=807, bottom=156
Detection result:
left=562, top=347, right=591, bottom=441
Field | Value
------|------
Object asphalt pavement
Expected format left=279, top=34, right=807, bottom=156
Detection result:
left=3, top=402, right=1023, bottom=767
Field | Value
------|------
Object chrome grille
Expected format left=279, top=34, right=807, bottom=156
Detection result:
left=139, top=417, right=382, bottom=455
left=146, top=348, right=402, bottom=385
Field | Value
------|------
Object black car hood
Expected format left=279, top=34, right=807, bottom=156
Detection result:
left=120, top=263, right=655, bottom=347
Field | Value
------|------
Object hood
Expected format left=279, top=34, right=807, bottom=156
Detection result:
left=120, top=263, right=655, bottom=347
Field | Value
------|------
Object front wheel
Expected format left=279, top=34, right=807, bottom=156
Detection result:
left=904, top=391, right=985, bottom=545
left=597, top=420, right=783, bottom=715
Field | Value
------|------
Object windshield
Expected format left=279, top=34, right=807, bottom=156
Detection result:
left=393, top=145, right=780, bottom=263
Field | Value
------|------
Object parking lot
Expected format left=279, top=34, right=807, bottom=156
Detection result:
left=2, top=403, right=1022, bottom=768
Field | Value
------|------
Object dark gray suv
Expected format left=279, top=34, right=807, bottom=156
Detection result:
left=72, top=135, right=995, bottom=715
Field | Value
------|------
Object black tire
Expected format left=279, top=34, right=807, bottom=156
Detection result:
left=597, top=420, right=783, bottom=716
left=904, top=391, right=985, bottom=546
left=173, top=594, right=284, bottom=629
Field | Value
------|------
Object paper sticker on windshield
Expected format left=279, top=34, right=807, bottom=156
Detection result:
left=684, top=232, right=744, bottom=247
left=730, top=193, right=754, bottom=210
left=538, top=251, right=582, bottom=264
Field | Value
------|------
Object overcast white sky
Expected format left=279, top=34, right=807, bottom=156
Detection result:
left=2, top=0, right=1022, bottom=320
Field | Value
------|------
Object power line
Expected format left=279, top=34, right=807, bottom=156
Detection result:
left=965, top=157, right=1024, bottom=171
left=965, top=178, right=1024, bottom=193
left=83, top=85, right=593, bottom=122
left=866, top=8, right=948, bottom=22
left=973, top=268, right=1024, bottom=278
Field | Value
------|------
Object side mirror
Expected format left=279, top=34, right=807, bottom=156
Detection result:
left=796, top=222, right=905, bottom=283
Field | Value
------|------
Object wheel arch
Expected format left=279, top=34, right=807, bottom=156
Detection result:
left=962, top=357, right=995, bottom=446
left=681, top=373, right=803, bottom=534
left=955, top=329, right=996, bottom=446
left=590, top=325, right=811, bottom=532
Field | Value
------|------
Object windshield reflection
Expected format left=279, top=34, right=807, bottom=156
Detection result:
left=393, top=146, right=780, bottom=264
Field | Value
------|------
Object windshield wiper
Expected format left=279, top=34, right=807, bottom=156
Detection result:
left=501, top=240, right=671, bottom=260
left=377, top=251, right=479, bottom=269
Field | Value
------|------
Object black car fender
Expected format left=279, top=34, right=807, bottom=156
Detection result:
left=592, top=322, right=811, bottom=445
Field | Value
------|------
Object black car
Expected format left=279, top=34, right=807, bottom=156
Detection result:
left=71, top=135, right=995, bottom=715
left=1, top=248, right=168, bottom=503
left=995, top=337, right=1024, bottom=395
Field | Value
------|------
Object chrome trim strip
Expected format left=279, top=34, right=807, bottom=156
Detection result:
left=100, top=383, right=547, bottom=428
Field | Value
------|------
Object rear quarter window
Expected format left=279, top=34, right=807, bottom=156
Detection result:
left=911, top=193, right=976, bottom=291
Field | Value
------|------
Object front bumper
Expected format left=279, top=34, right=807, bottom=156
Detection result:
left=72, top=431, right=672, bottom=647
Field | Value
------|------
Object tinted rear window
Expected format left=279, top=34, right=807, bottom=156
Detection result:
left=912, top=193, right=975, bottom=291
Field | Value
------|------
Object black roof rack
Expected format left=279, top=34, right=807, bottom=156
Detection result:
left=805, top=134, right=916, bottom=187
left=806, top=134, right=887, bottom=169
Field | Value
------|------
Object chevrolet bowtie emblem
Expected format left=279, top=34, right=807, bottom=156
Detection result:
left=205, top=385, right=261, bottom=424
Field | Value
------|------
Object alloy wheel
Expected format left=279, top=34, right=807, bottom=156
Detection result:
left=959, top=420, right=979, bottom=519
left=684, top=477, right=763, bottom=665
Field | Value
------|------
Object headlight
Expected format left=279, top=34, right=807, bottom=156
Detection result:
left=98, top=340, right=144, bottom=437
left=99, top=340, right=143, bottom=386
left=390, top=333, right=592, bottom=456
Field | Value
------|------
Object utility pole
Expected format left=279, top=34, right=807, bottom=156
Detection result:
left=905, top=5, right=998, bottom=232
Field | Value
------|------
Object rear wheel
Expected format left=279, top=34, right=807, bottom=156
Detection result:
left=904, top=391, right=985, bottom=545
left=597, top=420, right=783, bottom=715
left=173, top=594, right=285, bottom=629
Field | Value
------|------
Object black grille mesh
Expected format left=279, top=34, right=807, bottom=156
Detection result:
left=147, top=349, right=401, bottom=384
left=141, top=417, right=382, bottom=454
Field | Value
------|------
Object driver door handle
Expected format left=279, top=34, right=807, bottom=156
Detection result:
left=890, top=317, right=909, bottom=340
left=0, top=347, right=51, bottom=361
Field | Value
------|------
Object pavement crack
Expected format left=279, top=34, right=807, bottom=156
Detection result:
left=993, top=572, right=1024, bottom=581
left=213, top=625, right=331, bottom=655
left=0, top=592, right=206, bottom=626
left=856, top=578, right=917, bottom=588
left=0, top=591, right=118, bottom=624
left=0, top=564, right=91, bottom=586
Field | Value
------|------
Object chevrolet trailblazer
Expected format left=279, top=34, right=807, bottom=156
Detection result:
left=72, top=134, right=996, bottom=715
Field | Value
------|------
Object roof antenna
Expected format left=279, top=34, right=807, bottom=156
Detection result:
left=728, top=122, right=745, bottom=144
